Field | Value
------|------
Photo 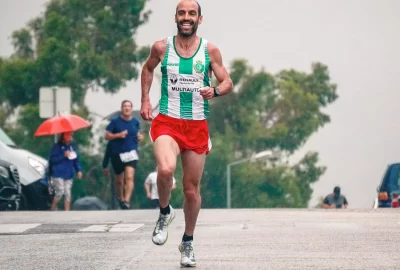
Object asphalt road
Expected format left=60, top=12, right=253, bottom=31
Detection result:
left=0, top=208, right=399, bottom=270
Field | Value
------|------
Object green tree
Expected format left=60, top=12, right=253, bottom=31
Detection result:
left=0, top=0, right=151, bottom=108
left=0, top=0, right=151, bottom=207
left=201, top=59, right=337, bottom=208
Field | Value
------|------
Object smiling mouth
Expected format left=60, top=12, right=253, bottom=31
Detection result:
left=181, top=21, right=193, bottom=27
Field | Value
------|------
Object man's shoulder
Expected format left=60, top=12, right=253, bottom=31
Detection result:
left=151, top=38, right=168, bottom=55
left=51, top=142, right=62, bottom=151
left=325, top=194, right=335, bottom=200
left=204, top=40, right=221, bottom=59
left=130, top=117, right=140, bottom=123
left=203, top=38, right=217, bottom=49
left=110, top=116, right=120, bottom=123
left=127, top=117, right=140, bottom=128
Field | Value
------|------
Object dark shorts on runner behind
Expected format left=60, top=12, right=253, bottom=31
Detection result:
left=110, top=153, right=137, bottom=175
left=149, top=113, right=212, bottom=155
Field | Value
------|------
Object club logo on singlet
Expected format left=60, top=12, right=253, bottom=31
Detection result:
left=193, top=60, right=205, bottom=73
left=170, top=74, right=178, bottom=85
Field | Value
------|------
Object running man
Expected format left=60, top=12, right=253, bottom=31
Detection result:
left=140, top=0, right=233, bottom=267
left=105, top=100, right=144, bottom=209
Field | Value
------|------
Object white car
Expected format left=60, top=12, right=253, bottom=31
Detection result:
left=0, top=127, right=52, bottom=210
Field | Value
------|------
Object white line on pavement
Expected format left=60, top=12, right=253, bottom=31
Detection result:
left=109, top=223, right=144, bottom=232
left=79, top=225, right=110, bottom=232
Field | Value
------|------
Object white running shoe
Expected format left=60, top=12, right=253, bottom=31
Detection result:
left=179, top=240, right=197, bottom=267
left=152, top=205, right=175, bottom=245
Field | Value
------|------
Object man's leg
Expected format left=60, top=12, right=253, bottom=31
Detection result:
left=151, top=135, right=180, bottom=245
left=155, top=136, right=180, bottom=208
left=111, top=155, right=125, bottom=204
left=178, top=150, right=206, bottom=268
left=123, top=166, right=135, bottom=208
left=181, top=151, right=206, bottom=236
left=115, top=173, right=124, bottom=202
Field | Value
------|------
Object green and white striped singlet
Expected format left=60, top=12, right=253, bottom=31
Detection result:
left=158, top=36, right=211, bottom=120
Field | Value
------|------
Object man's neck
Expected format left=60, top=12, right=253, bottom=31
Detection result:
left=175, top=34, right=198, bottom=50
left=120, top=114, right=132, bottom=121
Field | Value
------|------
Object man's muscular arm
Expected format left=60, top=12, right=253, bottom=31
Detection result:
left=208, top=42, right=233, bottom=96
left=140, top=40, right=166, bottom=120
left=199, top=42, right=233, bottom=100
left=141, top=40, right=165, bottom=102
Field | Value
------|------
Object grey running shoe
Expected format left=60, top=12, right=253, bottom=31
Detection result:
left=179, top=240, right=196, bottom=267
left=121, top=201, right=130, bottom=210
left=152, top=205, right=175, bottom=245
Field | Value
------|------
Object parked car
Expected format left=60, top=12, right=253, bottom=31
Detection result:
left=374, top=163, right=400, bottom=208
left=0, top=159, right=21, bottom=211
left=0, top=127, right=53, bottom=210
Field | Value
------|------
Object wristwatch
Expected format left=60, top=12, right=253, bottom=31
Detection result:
left=213, top=87, right=220, bottom=97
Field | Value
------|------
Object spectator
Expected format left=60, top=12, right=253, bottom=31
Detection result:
left=144, top=169, right=176, bottom=209
left=48, top=132, right=83, bottom=211
left=322, top=186, right=348, bottom=209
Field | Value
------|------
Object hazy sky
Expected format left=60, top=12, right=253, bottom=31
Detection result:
left=1, top=0, right=399, bottom=208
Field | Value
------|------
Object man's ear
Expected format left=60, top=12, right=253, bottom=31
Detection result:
left=198, top=15, right=203, bottom=25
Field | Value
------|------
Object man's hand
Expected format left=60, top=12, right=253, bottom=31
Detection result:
left=103, top=168, right=109, bottom=176
left=330, top=204, right=336, bottom=209
left=64, top=150, right=71, bottom=158
left=137, top=133, right=144, bottom=142
left=140, top=100, right=153, bottom=120
left=200, top=87, right=214, bottom=100
left=77, top=171, right=83, bottom=179
left=146, top=192, right=151, bottom=199
left=119, top=130, right=128, bottom=138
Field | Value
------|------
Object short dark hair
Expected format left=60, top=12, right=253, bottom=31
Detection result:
left=121, top=100, right=132, bottom=108
left=176, top=0, right=201, bottom=16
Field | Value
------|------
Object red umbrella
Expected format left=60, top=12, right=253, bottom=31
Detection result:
left=34, top=114, right=91, bottom=137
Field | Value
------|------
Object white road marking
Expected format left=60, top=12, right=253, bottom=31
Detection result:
left=79, top=225, right=110, bottom=232
left=109, top=223, right=144, bottom=232
left=0, top=223, right=41, bottom=234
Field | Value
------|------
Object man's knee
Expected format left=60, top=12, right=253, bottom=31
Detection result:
left=184, top=187, right=201, bottom=203
left=155, top=135, right=179, bottom=180
left=158, top=163, right=176, bottom=179
left=124, top=166, right=134, bottom=179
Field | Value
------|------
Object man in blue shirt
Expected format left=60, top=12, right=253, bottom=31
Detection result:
left=105, top=100, right=144, bottom=209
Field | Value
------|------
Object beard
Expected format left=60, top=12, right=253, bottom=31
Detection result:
left=177, top=19, right=199, bottom=37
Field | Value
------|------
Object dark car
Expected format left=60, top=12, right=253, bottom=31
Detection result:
left=375, top=163, right=400, bottom=208
left=0, top=159, right=21, bottom=211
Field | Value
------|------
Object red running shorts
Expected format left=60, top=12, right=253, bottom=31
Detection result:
left=149, top=113, right=212, bottom=155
